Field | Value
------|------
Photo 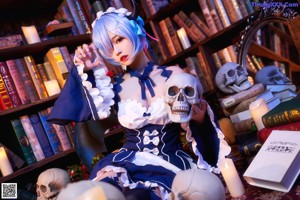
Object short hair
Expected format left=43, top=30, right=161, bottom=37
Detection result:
left=92, top=13, right=147, bottom=65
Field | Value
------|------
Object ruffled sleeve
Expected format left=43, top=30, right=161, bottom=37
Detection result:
left=185, top=104, right=231, bottom=173
left=47, top=63, right=115, bottom=125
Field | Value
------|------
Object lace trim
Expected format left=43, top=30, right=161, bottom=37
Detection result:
left=77, top=63, right=115, bottom=119
left=184, top=104, right=231, bottom=173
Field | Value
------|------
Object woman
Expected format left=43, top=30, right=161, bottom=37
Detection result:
left=49, top=6, right=229, bottom=200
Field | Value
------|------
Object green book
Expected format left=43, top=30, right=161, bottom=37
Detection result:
left=262, top=97, right=300, bottom=128
left=10, top=119, right=37, bottom=166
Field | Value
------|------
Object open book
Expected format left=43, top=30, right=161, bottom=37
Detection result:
left=243, top=130, right=300, bottom=192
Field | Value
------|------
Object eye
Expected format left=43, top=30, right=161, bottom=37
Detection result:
left=184, top=87, right=195, bottom=97
left=168, top=86, right=179, bottom=96
left=115, top=37, right=124, bottom=44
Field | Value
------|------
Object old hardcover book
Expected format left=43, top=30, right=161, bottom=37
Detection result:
left=149, top=21, right=169, bottom=60
left=197, top=0, right=218, bottom=34
left=38, top=109, right=63, bottom=154
left=0, top=61, right=22, bottom=107
left=220, top=83, right=265, bottom=109
left=243, top=130, right=300, bottom=192
left=10, top=119, right=37, bottom=166
left=189, top=12, right=212, bottom=37
left=196, top=51, right=215, bottom=91
left=20, top=115, right=45, bottom=161
left=24, top=56, right=48, bottom=99
left=42, top=61, right=58, bottom=81
left=233, top=118, right=256, bottom=133
left=173, top=14, right=199, bottom=43
left=0, top=73, right=14, bottom=110
left=29, top=113, right=54, bottom=158
left=206, top=0, right=223, bottom=32
left=213, top=0, right=231, bottom=27
left=36, top=64, right=49, bottom=82
left=6, top=60, right=31, bottom=105
left=45, top=47, right=69, bottom=88
left=158, top=19, right=177, bottom=57
left=59, top=46, right=74, bottom=71
left=14, top=58, right=40, bottom=102
left=222, top=0, right=243, bottom=23
left=177, top=11, right=206, bottom=42
left=57, top=1, right=79, bottom=35
left=266, top=84, right=297, bottom=93
left=262, top=97, right=300, bottom=128
left=164, top=17, right=183, bottom=54
left=73, top=0, right=92, bottom=33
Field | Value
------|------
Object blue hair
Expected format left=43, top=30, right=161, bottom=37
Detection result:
left=92, top=13, right=147, bottom=65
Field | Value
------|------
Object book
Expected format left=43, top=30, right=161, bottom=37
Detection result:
left=189, top=12, right=212, bottom=37
left=45, top=47, right=69, bottom=88
left=258, top=121, right=300, bottom=144
left=36, top=63, right=49, bottom=82
left=230, top=109, right=252, bottom=123
left=10, top=119, right=37, bottom=166
left=273, top=89, right=297, bottom=102
left=222, top=0, right=243, bottom=23
left=266, top=84, right=297, bottom=93
left=59, top=46, right=74, bottom=71
left=29, top=113, right=54, bottom=158
left=173, top=14, right=199, bottom=43
left=197, top=0, right=218, bottom=34
left=206, top=0, right=223, bottom=32
left=196, top=51, right=215, bottom=91
left=220, top=83, right=265, bottom=109
left=235, top=0, right=249, bottom=18
left=148, top=21, right=169, bottom=60
left=158, top=19, right=177, bottom=57
left=0, top=34, right=24, bottom=50
left=243, top=130, right=300, bottom=192
left=233, top=118, right=256, bottom=133
left=23, top=56, right=48, bottom=99
left=19, top=115, right=45, bottom=161
left=262, top=97, right=300, bottom=128
left=57, top=1, right=79, bottom=35
left=177, top=11, right=206, bottom=42
left=0, top=61, right=22, bottom=107
left=6, top=60, right=31, bottom=105
left=213, top=0, right=231, bottom=28
left=14, top=58, right=40, bottom=102
left=42, top=61, right=58, bottom=81
left=73, top=0, right=92, bottom=33
left=239, top=137, right=262, bottom=158
left=164, top=17, right=183, bottom=54
left=0, top=73, right=14, bottom=110
left=38, top=109, right=64, bottom=154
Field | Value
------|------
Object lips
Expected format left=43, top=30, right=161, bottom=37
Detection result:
left=120, top=55, right=128, bottom=62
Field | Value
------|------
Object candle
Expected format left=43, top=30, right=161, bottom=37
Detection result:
left=21, top=25, right=41, bottom=44
left=0, top=147, right=13, bottom=176
left=249, top=98, right=269, bottom=130
left=219, top=158, right=245, bottom=197
left=44, top=80, right=61, bottom=96
left=177, top=28, right=191, bottom=49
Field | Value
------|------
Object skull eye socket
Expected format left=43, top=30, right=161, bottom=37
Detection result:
left=184, top=87, right=195, bottom=97
left=168, top=86, right=179, bottom=96
left=227, top=69, right=235, bottom=77
left=40, top=185, right=48, bottom=193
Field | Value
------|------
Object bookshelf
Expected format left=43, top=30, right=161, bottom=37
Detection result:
left=0, top=0, right=92, bottom=190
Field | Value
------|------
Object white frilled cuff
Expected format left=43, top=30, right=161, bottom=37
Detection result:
left=76, top=63, right=115, bottom=120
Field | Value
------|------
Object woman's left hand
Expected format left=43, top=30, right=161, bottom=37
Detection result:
left=191, top=99, right=208, bottom=124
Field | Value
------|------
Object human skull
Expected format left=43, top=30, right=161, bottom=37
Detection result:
left=255, top=65, right=292, bottom=85
left=215, top=62, right=252, bottom=94
left=164, top=73, right=203, bottom=123
left=36, top=168, right=70, bottom=200
left=169, top=169, right=225, bottom=200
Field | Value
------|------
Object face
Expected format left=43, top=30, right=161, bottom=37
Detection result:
left=109, top=32, right=135, bottom=66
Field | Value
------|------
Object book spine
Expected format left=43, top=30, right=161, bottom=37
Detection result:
left=257, top=121, right=300, bottom=143
left=58, top=3, right=79, bottom=35
left=29, top=114, right=54, bottom=158
left=64, top=123, right=75, bottom=147
left=59, top=46, right=74, bottom=71
left=42, top=61, right=58, bottom=81
left=221, top=83, right=265, bottom=108
left=189, top=12, right=212, bottom=37
left=214, top=0, right=231, bottom=28
left=10, top=119, right=37, bottom=165
left=236, top=0, right=249, bottom=18
left=196, top=51, right=215, bottom=91
left=226, top=96, right=257, bottom=115
left=45, top=47, right=69, bottom=88
left=66, top=0, right=88, bottom=34
left=0, top=74, right=14, bottom=110
left=173, top=14, right=198, bottom=43
left=149, top=21, right=169, bottom=60
left=36, top=64, right=49, bottom=82
left=206, top=0, right=223, bottom=32
left=6, top=60, right=31, bottom=105
left=20, top=115, right=45, bottom=161
left=158, top=19, right=177, bottom=57
left=239, top=140, right=262, bottom=158
left=177, top=11, right=206, bottom=42
left=197, top=0, right=218, bottom=34
left=262, top=107, right=300, bottom=128
left=222, top=0, right=243, bottom=23
left=0, top=62, right=22, bottom=107
left=14, top=58, right=40, bottom=102
left=164, top=17, right=183, bottom=54
left=74, top=0, right=92, bottom=33
left=24, top=56, right=48, bottom=99
left=233, top=118, right=256, bottom=133
left=38, top=110, right=63, bottom=154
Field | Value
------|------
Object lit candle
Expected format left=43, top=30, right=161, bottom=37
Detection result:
left=0, top=147, right=13, bottom=176
left=177, top=27, right=191, bottom=49
left=249, top=98, right=269, bottom=130
left=219, top=158, right=245, bottom=198
left=44, top=80, right=61, bottom=96
left=21, top=25, right=41, bottom=44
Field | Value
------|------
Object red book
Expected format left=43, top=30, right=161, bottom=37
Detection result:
left=0, top=61, right=22, bottom=107
left=0, top=74, right=13, bottom=110
left=257, top=121, right=300, bottom=144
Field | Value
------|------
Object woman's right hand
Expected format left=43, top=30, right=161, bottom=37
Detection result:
left=74, top=43, right=104, bottom=71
